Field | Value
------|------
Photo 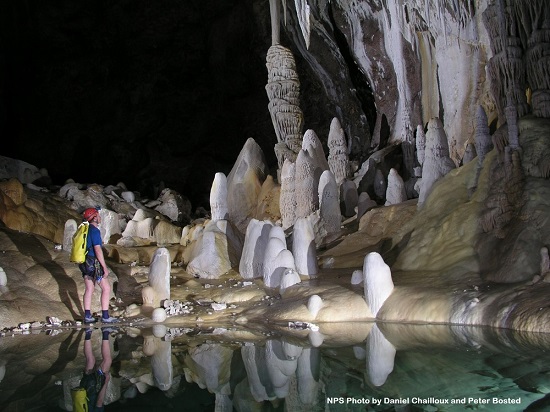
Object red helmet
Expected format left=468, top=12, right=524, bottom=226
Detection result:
left=83, top=208, right=99, bottom=222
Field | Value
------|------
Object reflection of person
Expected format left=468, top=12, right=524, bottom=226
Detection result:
left=80, top=328, right=113, bottom=411
left=79, top=208, right=117, bottom=324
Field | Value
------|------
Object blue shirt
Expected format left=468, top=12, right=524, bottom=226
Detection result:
left=86, top=225, right=102, bottom=258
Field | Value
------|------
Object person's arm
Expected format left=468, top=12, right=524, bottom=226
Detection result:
left=94, top=245, right=109, bottom=277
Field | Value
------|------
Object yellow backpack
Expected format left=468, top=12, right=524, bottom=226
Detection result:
left=71, top=387, right=89, bottom=412
left=70, top=221, right=89, bottom=264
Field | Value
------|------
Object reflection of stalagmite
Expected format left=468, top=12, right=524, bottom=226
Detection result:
left=239, top=219, right=274, bottom=279
left=296, top=348, right=320, bottom=405
left=215, top=394, right=233, bottom=412
left=363, top=252, right=394, bottom=317
left=241, top=345, right=276, bottom=402
left=185, top=344, right=233, bottom=395
left=366, top=323, right=396, bottom=387
left=143, top=335, right=173, bottom=391
left=292, top=217, right=318, bottom=277
left=265, top=339, right=298, bottom=398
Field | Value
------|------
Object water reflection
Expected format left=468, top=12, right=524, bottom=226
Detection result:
left=1, top=322, right=550, bottom=411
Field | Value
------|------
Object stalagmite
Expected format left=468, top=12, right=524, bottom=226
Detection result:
left=351, top=269, right=363, bottom=285
left=418, top=118, right=456, bottom=206
left=302, top=129, right=329, bottom=177
left=541, top=247, right=550, bottom=282
left=340, top=180, right=358, bottom=218
left=0, top=266, right=7, bottom=292
left=385, top=168, right=407, bottom=205
left=147, top=247, right=171, bottom=307
left=266, top=44, right=304, bottom=174
left=373, top=169, right=386, bottom=200
left=63, top=219, right=77, bottom=252
left=307, top=294, right=323, bottom=318
left=475, top=105, right=492, bottom=165
left=279, top=268, right=301, bottom=294
left=318, top=170, right=341, bottom=235
left=187, top=220, right=243, bottom=279
left=151, top=307, right=167, bottom=323
left=210, top=173, right=228, bottom=221
left=327, top=117, right=349, bottom=186
left=292, top=217, right=318, bottom=277
left=363, top=252, right=394, bottom=317
left=416, top=124, right=426, bottom=167
left=239, top=219, right=274, bottom=279
left=280, top=159, right=297, bottom=229
left=462, top=143, right=476, bottom=164
left=226, top=138, right=269, bottom=234
left=295, top=149, right=318, bottom=219
left=357, top=192, right=377, bottom=220
left=263, top=227, right=296, bottom=288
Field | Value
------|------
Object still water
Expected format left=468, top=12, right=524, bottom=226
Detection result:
left=0, top=322, right=549, bottom=411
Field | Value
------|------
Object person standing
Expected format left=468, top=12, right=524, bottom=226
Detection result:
left=79, top=208, right=117, bottom=324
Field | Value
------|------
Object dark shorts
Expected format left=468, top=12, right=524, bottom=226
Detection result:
left=79, top=255, right=104, bottom=281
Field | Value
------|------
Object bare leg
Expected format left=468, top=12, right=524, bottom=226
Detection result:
left=98, top=278, right=111, bottom=311
left=83, top=276, right=95, bottom=312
